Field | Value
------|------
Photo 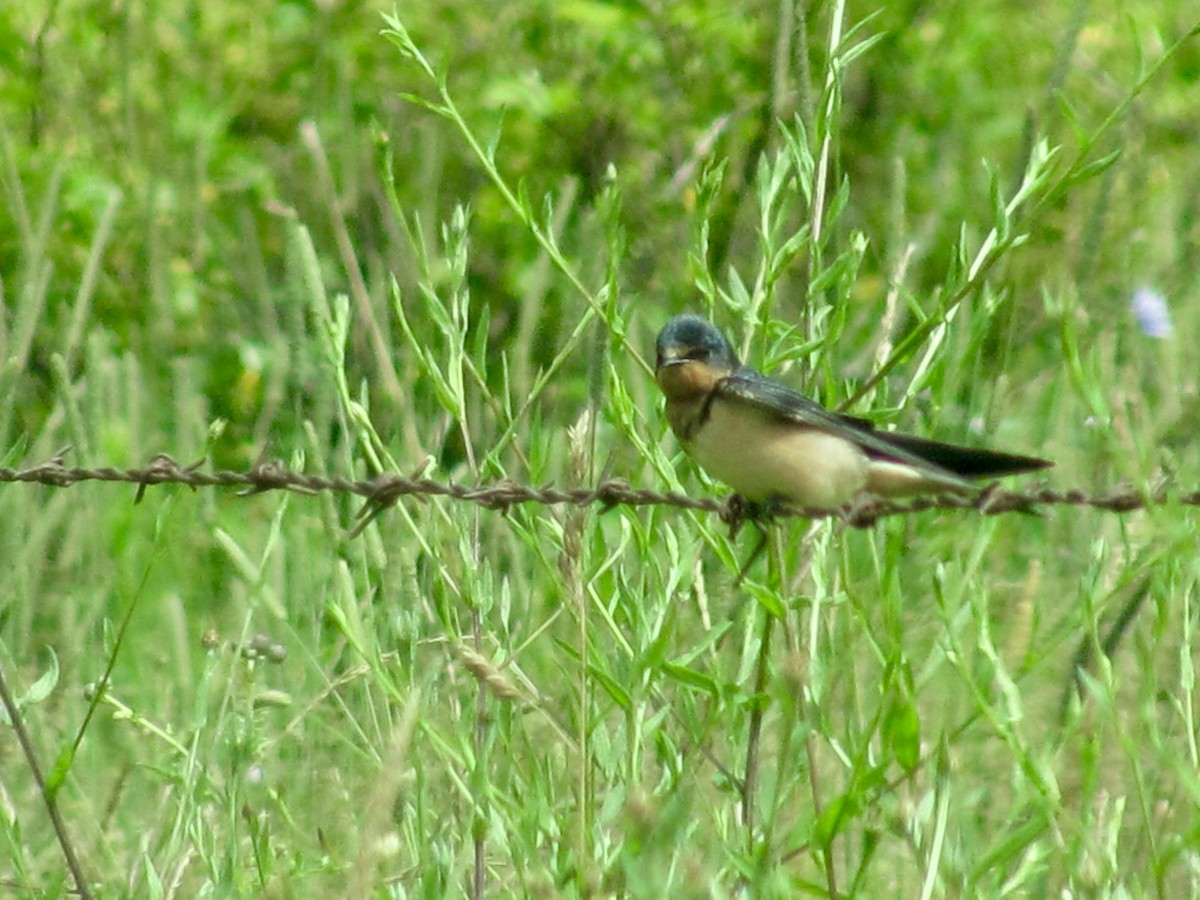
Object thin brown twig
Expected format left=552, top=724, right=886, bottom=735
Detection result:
left=743, top=608, right=774, bottom=851
left=0, top=663, right=93, bottom=899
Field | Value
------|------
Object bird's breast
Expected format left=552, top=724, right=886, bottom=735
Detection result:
left=681, top=397, right=870, bottom=508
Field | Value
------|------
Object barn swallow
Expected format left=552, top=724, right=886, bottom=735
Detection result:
left=654, top=314, right=1051, bottom=510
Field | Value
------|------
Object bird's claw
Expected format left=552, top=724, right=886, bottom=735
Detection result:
left=721, top=494, right=781, bottom=539
left=719, top=495, right=785, bottom=586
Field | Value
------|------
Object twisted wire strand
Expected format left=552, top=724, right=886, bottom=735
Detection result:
left=2, top=448, right=1193, bottom=530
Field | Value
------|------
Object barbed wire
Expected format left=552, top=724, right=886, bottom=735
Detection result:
left=1, top=448, right=1195, bottom=532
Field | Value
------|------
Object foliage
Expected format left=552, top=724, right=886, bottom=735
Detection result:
left=1, top=0, right=1198, bottom=896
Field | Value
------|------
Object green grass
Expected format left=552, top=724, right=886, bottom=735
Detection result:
left=2, top=1, right=1199, bottom=896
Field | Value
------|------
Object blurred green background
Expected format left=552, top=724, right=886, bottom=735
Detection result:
left=2, top=1, right=1198, bottom=896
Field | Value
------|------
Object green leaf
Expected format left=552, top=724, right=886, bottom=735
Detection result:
left=46, top=743, right=77, bottom=800
left=883, top=694, right=921, bottom=773
left=813, top=791, right=859, bottom=849
left=22, top=649, right=59, bottom=706
left=0, top=649, right=59, bottom=726
left=661, top=662, right=719, bottom=697
left=587, top=664, right=632, bottom=711
left=1062, top=148, right=1122, bottom=189
left=746, top=581, right=786, bottom=618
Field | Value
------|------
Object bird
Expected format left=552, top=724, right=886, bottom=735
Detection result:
left=654, top=314, right=1052, bottom=511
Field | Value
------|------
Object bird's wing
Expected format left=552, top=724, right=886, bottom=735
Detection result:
left=718, top=367, right=1052, bottom=478
left=716, top=368, right=971, bottom=477
left=877, top=431, right=1052, bottom=477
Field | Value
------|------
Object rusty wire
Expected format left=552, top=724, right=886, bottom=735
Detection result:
left=2, top=447, right=1196, bottom=531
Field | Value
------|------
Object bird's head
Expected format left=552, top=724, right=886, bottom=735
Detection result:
left=654, top=315, right=739, bottom=400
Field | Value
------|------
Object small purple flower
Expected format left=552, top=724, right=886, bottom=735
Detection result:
left=1131, top=286, right=1172, bottom=339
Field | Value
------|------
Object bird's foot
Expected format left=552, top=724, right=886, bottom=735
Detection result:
left=841, top=493, right=887, bottom=528
left=721, top=495, right=786, bottom=587
left=721, top=494, right=782, bottom=539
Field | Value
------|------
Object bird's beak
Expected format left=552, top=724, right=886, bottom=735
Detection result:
left=656, top=345, right=693, bottom=370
